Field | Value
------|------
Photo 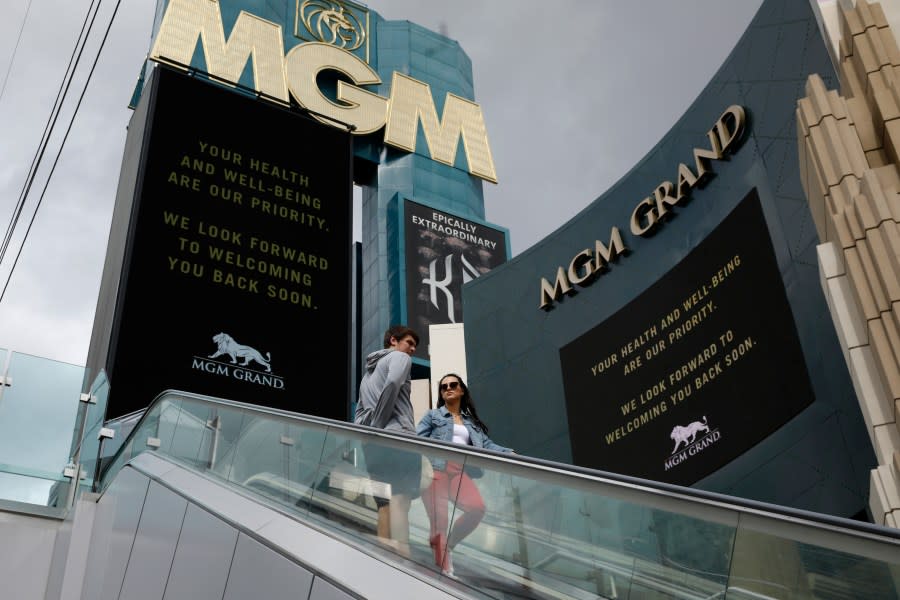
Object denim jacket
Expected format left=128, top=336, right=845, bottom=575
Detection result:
left=416, top=406, right=511, bottom=471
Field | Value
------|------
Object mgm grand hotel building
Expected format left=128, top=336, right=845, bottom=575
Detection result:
left=79, top=0, right=900, bottom=532
left=5, top=0, right=900, bottom=598
left=461, top=0, right=900, bottom=529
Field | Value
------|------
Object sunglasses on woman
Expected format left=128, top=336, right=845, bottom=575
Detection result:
left=439, top=381, right=460, bottom=391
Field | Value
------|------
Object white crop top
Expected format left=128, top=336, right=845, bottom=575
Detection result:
left=452, top=423, right=470, bottom=445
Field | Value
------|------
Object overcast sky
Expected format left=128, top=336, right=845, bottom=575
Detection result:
left=0, top=0, right=777, bottom=366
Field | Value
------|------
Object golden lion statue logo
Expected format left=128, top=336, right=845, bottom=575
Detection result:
left=209, top=333, right=272, bottom=372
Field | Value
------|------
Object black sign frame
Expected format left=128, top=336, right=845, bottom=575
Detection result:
left=104, top=67, right=353, bottom=419
left=560, top=189, right=815, bottom=485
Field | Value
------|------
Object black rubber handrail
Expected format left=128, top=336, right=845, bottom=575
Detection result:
left=100, top=388, right=900, bottom=545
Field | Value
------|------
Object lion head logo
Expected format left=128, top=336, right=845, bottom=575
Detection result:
left=299, top=0, right=366, bottom=50
left=208, top=333, right=272, bottom=372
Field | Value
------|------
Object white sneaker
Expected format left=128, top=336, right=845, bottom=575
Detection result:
left=442, top=549, right=455, bottom=577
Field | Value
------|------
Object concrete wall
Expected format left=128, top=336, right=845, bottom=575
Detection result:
left=427, top=324, right=467, bottom=402
left=0, top=508, right=60, bottom=600
left=799, top=0, right=900, bottom=526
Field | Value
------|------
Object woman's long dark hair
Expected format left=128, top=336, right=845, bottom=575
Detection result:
left=437, top=373, right=489, bottom=434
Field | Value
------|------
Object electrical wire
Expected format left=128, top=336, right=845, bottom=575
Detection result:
left=0, top=0, right=35, bottom=107
left=0, top=0, right=124, bottom=304
left=0, top=0, right=102, bottom=269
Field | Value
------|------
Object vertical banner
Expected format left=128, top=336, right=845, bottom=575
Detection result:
left=106, top=67, right=352, bottom=419
left=559, top=190, right=815, bottom=485
left=403, top=199, right=508, bottom=359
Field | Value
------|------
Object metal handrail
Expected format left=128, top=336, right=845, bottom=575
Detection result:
left=99, top=389, right=900, bottom=545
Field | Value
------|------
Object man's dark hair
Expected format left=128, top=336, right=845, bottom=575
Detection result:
left=383, top=325, right=420, bottom=348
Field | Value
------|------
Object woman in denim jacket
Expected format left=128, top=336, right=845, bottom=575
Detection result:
left=416, top=373, right=512, bottom=576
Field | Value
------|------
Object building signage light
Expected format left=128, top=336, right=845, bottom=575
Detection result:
left=150, top=0, right=498, bottom=183
left=539, top=105, right=746, bottom=310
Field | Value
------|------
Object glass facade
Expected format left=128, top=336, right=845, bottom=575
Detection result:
left=358, top=16, right=488, bottom=360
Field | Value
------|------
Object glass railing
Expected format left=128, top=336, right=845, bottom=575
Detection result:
left=100, top=390, right=900, bottom=600
left=0, top=350, right=85, bottom=507
left=66, top=369, right=113, bottom=494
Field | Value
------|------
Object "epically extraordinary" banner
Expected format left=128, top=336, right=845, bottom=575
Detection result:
left=403, top=199, right=508, bottom=359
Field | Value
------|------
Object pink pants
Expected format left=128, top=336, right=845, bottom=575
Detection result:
left=421, top=462, right=486, bottom=567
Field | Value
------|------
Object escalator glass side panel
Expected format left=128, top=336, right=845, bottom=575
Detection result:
left=98, top=391, right=900, bottom=600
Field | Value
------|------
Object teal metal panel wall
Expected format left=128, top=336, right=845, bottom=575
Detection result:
left=462, top=0, right=875, bottom=517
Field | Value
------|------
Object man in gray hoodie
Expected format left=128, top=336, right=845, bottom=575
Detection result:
left=354, top=325, right=420, bottom=555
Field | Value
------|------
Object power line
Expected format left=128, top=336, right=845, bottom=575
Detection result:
left=0, top=0, right=35, bottom=107
left=0, top=0, right=124, bottom=305
left=0, top=0, right=103, bottom=270
left=0, top=0, right=104, bottom=268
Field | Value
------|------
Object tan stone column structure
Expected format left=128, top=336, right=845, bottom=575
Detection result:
left=799, top=0, right=900, bottom=527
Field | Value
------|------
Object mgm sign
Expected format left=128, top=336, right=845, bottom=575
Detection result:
left=150, top=0, right=498, bottom=182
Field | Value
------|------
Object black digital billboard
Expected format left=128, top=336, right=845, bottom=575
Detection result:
left=105, top=67, right=352, bottom=419
left=402, top=199, right=508, bottom=359
left=559, top=190, right=814, bottom=485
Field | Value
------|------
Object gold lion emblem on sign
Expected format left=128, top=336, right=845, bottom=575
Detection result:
left=299, top=0, right=366, bottom=50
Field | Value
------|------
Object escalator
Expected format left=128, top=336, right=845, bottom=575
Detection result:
left=87, top=391, right=900, bottom=600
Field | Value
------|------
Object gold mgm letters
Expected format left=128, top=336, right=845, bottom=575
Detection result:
left=630, top=105, right=745, bottom=236
left=538, top=105, right=746, bottom=310
left=539, top=228, right=627, bottom=310
left=150, top=0, right=497, bottom=183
